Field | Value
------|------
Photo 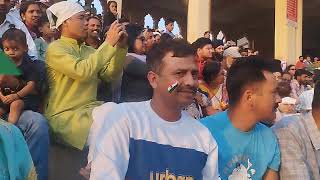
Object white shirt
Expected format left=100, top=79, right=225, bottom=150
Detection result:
left=298, top=88, right=314, bottom=112
left=89, top=101, right=220, bottom=180
left=0, top=13, right=38, bottom=60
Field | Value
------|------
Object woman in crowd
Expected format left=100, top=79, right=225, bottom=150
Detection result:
left=285, top=64, right=296, bottom=79
left=120, top=24, right=153, bottom=102
left=20, top=1, right=41, bottom=39
left=102, top=0, right=117, bottom=32
left=281, top=71, right=292, bottom=82
left=198, top=61, right=228, bottom=115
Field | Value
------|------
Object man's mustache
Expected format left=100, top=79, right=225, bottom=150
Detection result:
left=176, top=85, right=198, bottom=94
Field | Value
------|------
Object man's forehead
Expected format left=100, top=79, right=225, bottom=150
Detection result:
left=162, top=52, right=196, bottom=67
left=89, top=18, right=101, bottom=25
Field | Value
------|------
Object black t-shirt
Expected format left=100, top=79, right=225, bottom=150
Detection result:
left=17, top=56, right=39, bottom=83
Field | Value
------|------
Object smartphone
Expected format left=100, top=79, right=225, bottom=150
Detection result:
left=3, top=88, right=12, bottom=96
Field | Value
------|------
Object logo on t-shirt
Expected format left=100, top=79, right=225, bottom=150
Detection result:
left=228, top=159, right=256, bottom=180
left=150, top=169, right=194, bottom=180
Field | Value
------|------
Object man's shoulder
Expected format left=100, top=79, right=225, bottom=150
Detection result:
left=200, top=111, right=227, bottom=127
left=272, top=114, right=305, bottom=138
left=93, top=101, right=148, bottom=119
left=47, top=39, right=65, bottom=51
left=182, top=111, right=213, bottom=132
left=255, top=122, right=278, bottom=139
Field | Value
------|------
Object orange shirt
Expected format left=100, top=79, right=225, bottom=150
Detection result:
left=296, top=60, right=305, bottom=69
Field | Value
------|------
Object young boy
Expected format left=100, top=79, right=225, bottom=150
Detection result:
left=0, top=28, right=40, bottom=124
left=34, top=16, right=55, bottom=61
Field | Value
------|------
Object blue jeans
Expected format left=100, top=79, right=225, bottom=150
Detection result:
left=16, top=110, right=49, bottom=180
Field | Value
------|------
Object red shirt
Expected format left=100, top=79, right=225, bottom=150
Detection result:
left=197, top=57, right=206, bottom=80
left=296, top=60, right=305, bottom=69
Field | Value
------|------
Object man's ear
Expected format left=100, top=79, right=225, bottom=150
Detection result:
left=21, top=13, right=26, bottom=21
left=147, top=71, right=158, bottom=89
left=242, top=88, right=256, bottom=108
left=38, top=26, right=43, bottom=33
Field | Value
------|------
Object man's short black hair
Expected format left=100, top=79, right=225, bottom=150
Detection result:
left=312, top=81, right=320, bottom=109
left=87, top=16, right=102, bottom=26
left=294, top=69, right=309, bottom=79
left=204, top=31, right=211, bottom=36
left=270, top=59, right=283, bottom=73
left=203, top=61, right=221, bottom=85
left=160, top=33, right=173, bottom=43
left=2, top=28, right=27, bottom=47
left=146, top=39, right=195, bottom=73
left=226, top=56, right=275, bottom=106
left=191, top=37, right=212, bottom=52
left=299, top=55, right=304, bottom=59
left=165, top=18, right=175, bottom=26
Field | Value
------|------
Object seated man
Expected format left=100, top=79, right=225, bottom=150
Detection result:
left=272, top=81, right=320, bottom=179
left=89, top=39, right=220, bottom=180
left=201, top=56, right=281, bottom=180
left=45, top=1, right=127, bottom=150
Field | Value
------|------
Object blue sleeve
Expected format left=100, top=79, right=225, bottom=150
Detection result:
left=268, top=137, right=281, bottom=171
left=200, top=116, right=214, bottom=130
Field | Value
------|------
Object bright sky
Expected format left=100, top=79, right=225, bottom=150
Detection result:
left=70, top=0, right=180, bottom=35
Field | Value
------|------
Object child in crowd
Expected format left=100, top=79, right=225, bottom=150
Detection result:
left=0, top=28, right=40, bottom=124
left=34, top=16, right=56, bottom=61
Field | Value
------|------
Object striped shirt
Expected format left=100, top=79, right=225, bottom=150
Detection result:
left=272, top=113, right=320, bottom=180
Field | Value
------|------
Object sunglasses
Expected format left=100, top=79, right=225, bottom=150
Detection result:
left=290, top=68, right=296, bottom=70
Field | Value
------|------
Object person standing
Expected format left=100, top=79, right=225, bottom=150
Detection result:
left=191, top=37, right=213, bottom=81
left=164, top=17, right=175, bottom=38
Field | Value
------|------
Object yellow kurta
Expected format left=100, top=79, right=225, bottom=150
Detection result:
left=45, top=36, right=127, bottom=149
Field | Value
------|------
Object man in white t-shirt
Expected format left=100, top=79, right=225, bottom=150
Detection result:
left=89, top=39, right=220, bottom=180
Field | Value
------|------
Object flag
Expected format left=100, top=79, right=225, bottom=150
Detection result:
left=0, top=52, right=20, bottom=75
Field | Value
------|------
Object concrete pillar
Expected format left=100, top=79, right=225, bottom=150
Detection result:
left=187, top=0, right=211, bottom=43
left=274, top=0, right=303, bottom=64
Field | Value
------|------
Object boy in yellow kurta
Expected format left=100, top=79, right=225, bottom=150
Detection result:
left=45, top=1, right=128, bottom=150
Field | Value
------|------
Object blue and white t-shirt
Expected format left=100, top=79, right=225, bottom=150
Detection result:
left=90, top=101, right=220, bottom=180
left=201, top=111, right=280, bottom=180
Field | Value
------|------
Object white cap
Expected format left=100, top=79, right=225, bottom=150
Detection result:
left=46, top=1, right=84, bottom=29
left=281, top=97, right=297, bottom=105
left=223, top=46, right=242, bottom=58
